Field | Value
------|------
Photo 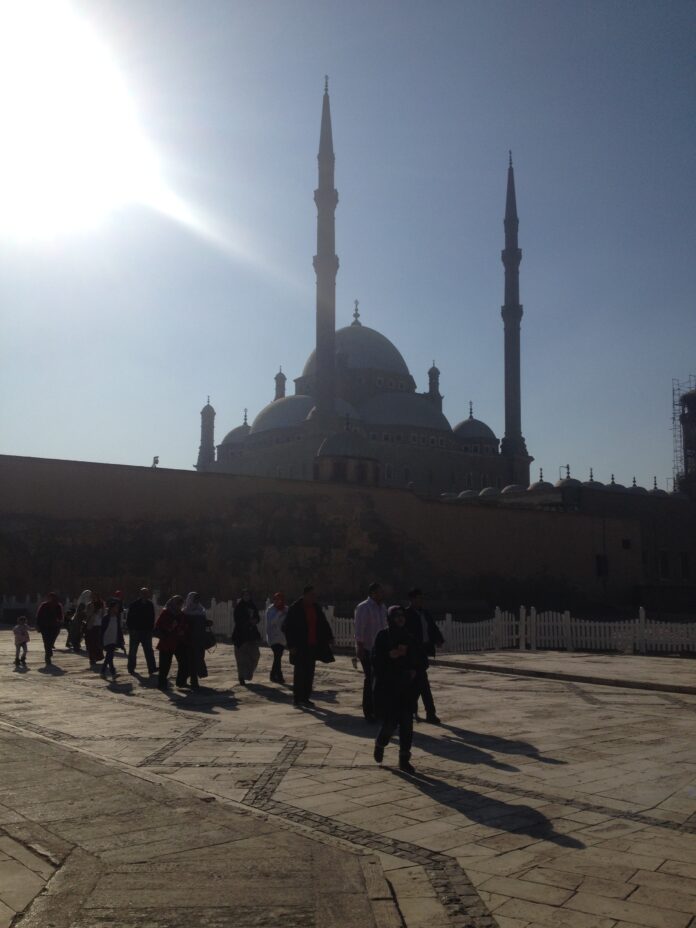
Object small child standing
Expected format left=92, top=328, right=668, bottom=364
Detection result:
left=13, top=616, right=30, bottom=666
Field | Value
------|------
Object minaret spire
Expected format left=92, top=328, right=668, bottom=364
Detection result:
left=313, top=78, right=339, bottom=422
left=195, top=397, right=216, bottom=471
left=500, top=153, right=530, bottom=483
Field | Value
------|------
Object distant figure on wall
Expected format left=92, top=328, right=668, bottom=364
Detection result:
left=35, top=592, right=63, bottom=666
left=265, top=591, right=288, bottom=684
left=283, top=585, right=334, bottom=708
left=233, top=590, right=262, bottom=686
left=405, top=588, right=444, bottom=724
left=372, top=605, right=422, bottom=773
left=126, top=587, right=157, bottom=677
left=354, top=582, right=388, bottom=721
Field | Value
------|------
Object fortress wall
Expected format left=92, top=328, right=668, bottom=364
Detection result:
left=0, top=454, right=642, bottom=607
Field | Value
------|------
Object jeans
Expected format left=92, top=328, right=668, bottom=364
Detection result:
left=15, top=643, right=27, bottom=663
left=270, top=644, right=285, bottom=681
left=40, top=628, right=59, bottom=662
left=292, top=647, right=316, bottom=704
left=359, top=654, right=375, bottom=718
left=101, top=644, right=117, bottom=676
left=376, top=697, right=414, bottom=759
left=127, top=629, right=157, bottom=674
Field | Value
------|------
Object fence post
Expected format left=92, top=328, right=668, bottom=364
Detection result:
left=638, top=606, right=646, bottom=655
left=562, top=610, right=573, bottom=652
left=443, top=613, right=453, bottom=652
left=518, top=605, right=526, bottom=650
left=529, top=606, right=537, bottom=651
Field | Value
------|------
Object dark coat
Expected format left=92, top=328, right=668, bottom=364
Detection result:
left=282, top=598, right=333, bottom=652
left=126, top=598, right=155, bottom=633
left=154, top=607, right=184, bottom=653
left=36, top=599, right=63, bottom=632
left=232, top=599, right=261, bottom=646
left=404, top=606, right=444, bottom=660
left=371, top=625, right=422, bottom=719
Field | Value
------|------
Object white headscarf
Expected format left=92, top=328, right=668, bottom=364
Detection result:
left=183, top=592, right=206, bottom=616
left=75, top=590, right=92, bottom=610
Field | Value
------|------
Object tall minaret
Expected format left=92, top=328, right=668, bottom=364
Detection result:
left=195, top=397, right=216, bottom=471
left=500, top=154, right=530, bottom=482
left=313, top=77, right=339, bottom=423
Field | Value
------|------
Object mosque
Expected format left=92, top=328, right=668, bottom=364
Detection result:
left=195, top=82, right=532, bottom=494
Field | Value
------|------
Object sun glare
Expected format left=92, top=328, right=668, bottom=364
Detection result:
left=0, top=0, right=171, bottom=241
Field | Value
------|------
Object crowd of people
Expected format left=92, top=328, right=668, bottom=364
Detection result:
left=11, top=583, right=445, bottom=773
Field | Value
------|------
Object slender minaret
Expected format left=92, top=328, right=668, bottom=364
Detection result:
left=195, top=397, right=216, bottom=471
left=274, top=366, right=287, bottom=401
left=427, top=361, right=442, bottom=412
left=500, top=154, right=529, bottom=481
left=313, top=77, right=339, bottom=422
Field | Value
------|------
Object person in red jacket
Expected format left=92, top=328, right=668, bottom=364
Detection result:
left=154, top=595, right=184, bottom=690
left=35, top=593, right=63, bottom=666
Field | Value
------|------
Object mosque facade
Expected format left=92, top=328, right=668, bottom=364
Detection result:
left=195, top=83, right=533, bottom=494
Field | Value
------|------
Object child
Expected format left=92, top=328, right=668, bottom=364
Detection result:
left=13, top=616, right=30, bottom=666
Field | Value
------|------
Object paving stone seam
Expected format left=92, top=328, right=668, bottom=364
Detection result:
left=136, top=719, right=216, bottom=766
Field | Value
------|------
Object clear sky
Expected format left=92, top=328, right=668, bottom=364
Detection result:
left=1, top=0, right=694, bottom=489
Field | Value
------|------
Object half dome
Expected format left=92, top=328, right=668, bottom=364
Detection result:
left=453, top=416, right=497, bottom=442
left=250, top=395, right=315, bottom=434
left=359, top=392, right=451, bottom=431
left=220, top=422, right=250, bottom=445
left=302, top=325, right=410, bottom=378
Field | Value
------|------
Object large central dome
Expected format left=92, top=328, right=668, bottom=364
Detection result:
left=302, top=324, right=410, bottom=378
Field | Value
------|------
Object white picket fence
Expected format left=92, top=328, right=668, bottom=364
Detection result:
left=2, top=596, right=695, bottom=655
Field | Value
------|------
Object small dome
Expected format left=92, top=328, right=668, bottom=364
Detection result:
left=501, top=484, right=527, bottom=495
left=359, top=392, right=451, bottom=431
left=317, top=430, right=375, bottom=460
left=529, top=469, right=553, bottom=491
left=606, top=475, right=628, bottom=492
left=479, top=486, right=500, bottom=498
left=453, top=404, right=497, bottom=443
left=302, top=325, right=410, bottom=378
left=583, top=470, right=604, bottom=488
left=220, top=421, right=250, bottom=445
left=648, top=478, right=668, bottom=497
left=250, top=395, right=315, bottom=433
left=627, top=478, right=648, bottom=495
left=458, top=490, right=478, bottom=499
left=555, top=466, right=581, bottom=488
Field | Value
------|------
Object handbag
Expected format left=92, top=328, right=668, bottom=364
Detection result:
left=316, top=641, right=335, bottom=664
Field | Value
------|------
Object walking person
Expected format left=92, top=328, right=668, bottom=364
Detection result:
left=35, top=592, right=63, bottom=666
left=100, top=599, right=124, bottom=679
left=84, top=591, right=105, bottom=666
left=69, top=591, right=90, bottom=652
left=154, top=595, right=184, bottom=690
left=404, top=588, right=444, bottom=724
left=13, top=616, right=30, bottom=667
left=177, top=592, right=209, bottom=691
left=283, top=586, right=334, bottom=708
left=232, top=590, right=261, bottom=685
left=62, top=606, right=76, bottom=649
left=265, top=592, right=288, bottom=684
left=354, top=582, right=388, bottom=721
left=372, top=605, right=422, bottom=774
left=126, top=587, right=157, bottom=676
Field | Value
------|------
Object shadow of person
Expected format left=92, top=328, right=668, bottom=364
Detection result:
left=394, top=769, right=584, bottom=849
left=411, top=729, right=519, bottom=772
left=37, top=664, right=66, bottom=675
left=302, top=704, right=383, bottom=742
left=106, top=679, right=134, bottom=695
left=439, top=723, right=565, bottom=766
left=244, top=682, right=292, bottom=704
left=165, top=687, right=238, bottom=714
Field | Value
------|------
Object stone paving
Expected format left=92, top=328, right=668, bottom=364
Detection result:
left=1, top=632, right=696, bottom=928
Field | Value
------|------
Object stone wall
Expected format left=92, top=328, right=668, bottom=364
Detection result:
left=0, top=454, right=644, bottom=609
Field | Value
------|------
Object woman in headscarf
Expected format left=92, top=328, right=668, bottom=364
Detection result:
left=69, top=590, right=91, bottom=652
left=265, top=591, right=288, bottom=684
left=100, top=598, right=124, bottom=679
left=84, top=591, right=105, bottom=666
left=177, top=592, right=209, bottom=691
left=371, top=604, right=423, bottom=774
left=232, top=589, right=261, bottom=686
left=154, top=595, right=184, bottom=690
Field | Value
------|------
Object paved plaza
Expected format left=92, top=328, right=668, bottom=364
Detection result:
left=1, top=634, right=696, bottom=928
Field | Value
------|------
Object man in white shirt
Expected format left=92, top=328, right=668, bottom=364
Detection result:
left=354, top=582, right=388, bottom=721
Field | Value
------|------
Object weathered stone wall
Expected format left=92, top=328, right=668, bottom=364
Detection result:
left=0, top=454, right=644, bottom=609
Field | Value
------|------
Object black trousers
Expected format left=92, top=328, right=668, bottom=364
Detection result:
left=128, top=629, right=157, bottom=674
left=270, top=644, right=285, bottom=681
left=175, top=644, right=201, bottom=687
left=376, top=697, right=414, bottom=759
left=414, top=667, right=437, bottom=717
left=158, top=650, right=174, bottom=687
left=293, top=648, right=316, bottom=703
left=359, top=655, right=375, bottom=718
left=40, top=628, right=59, bottom=662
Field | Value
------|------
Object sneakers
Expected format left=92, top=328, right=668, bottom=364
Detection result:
left=373, top=744, right=384, bottom=764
